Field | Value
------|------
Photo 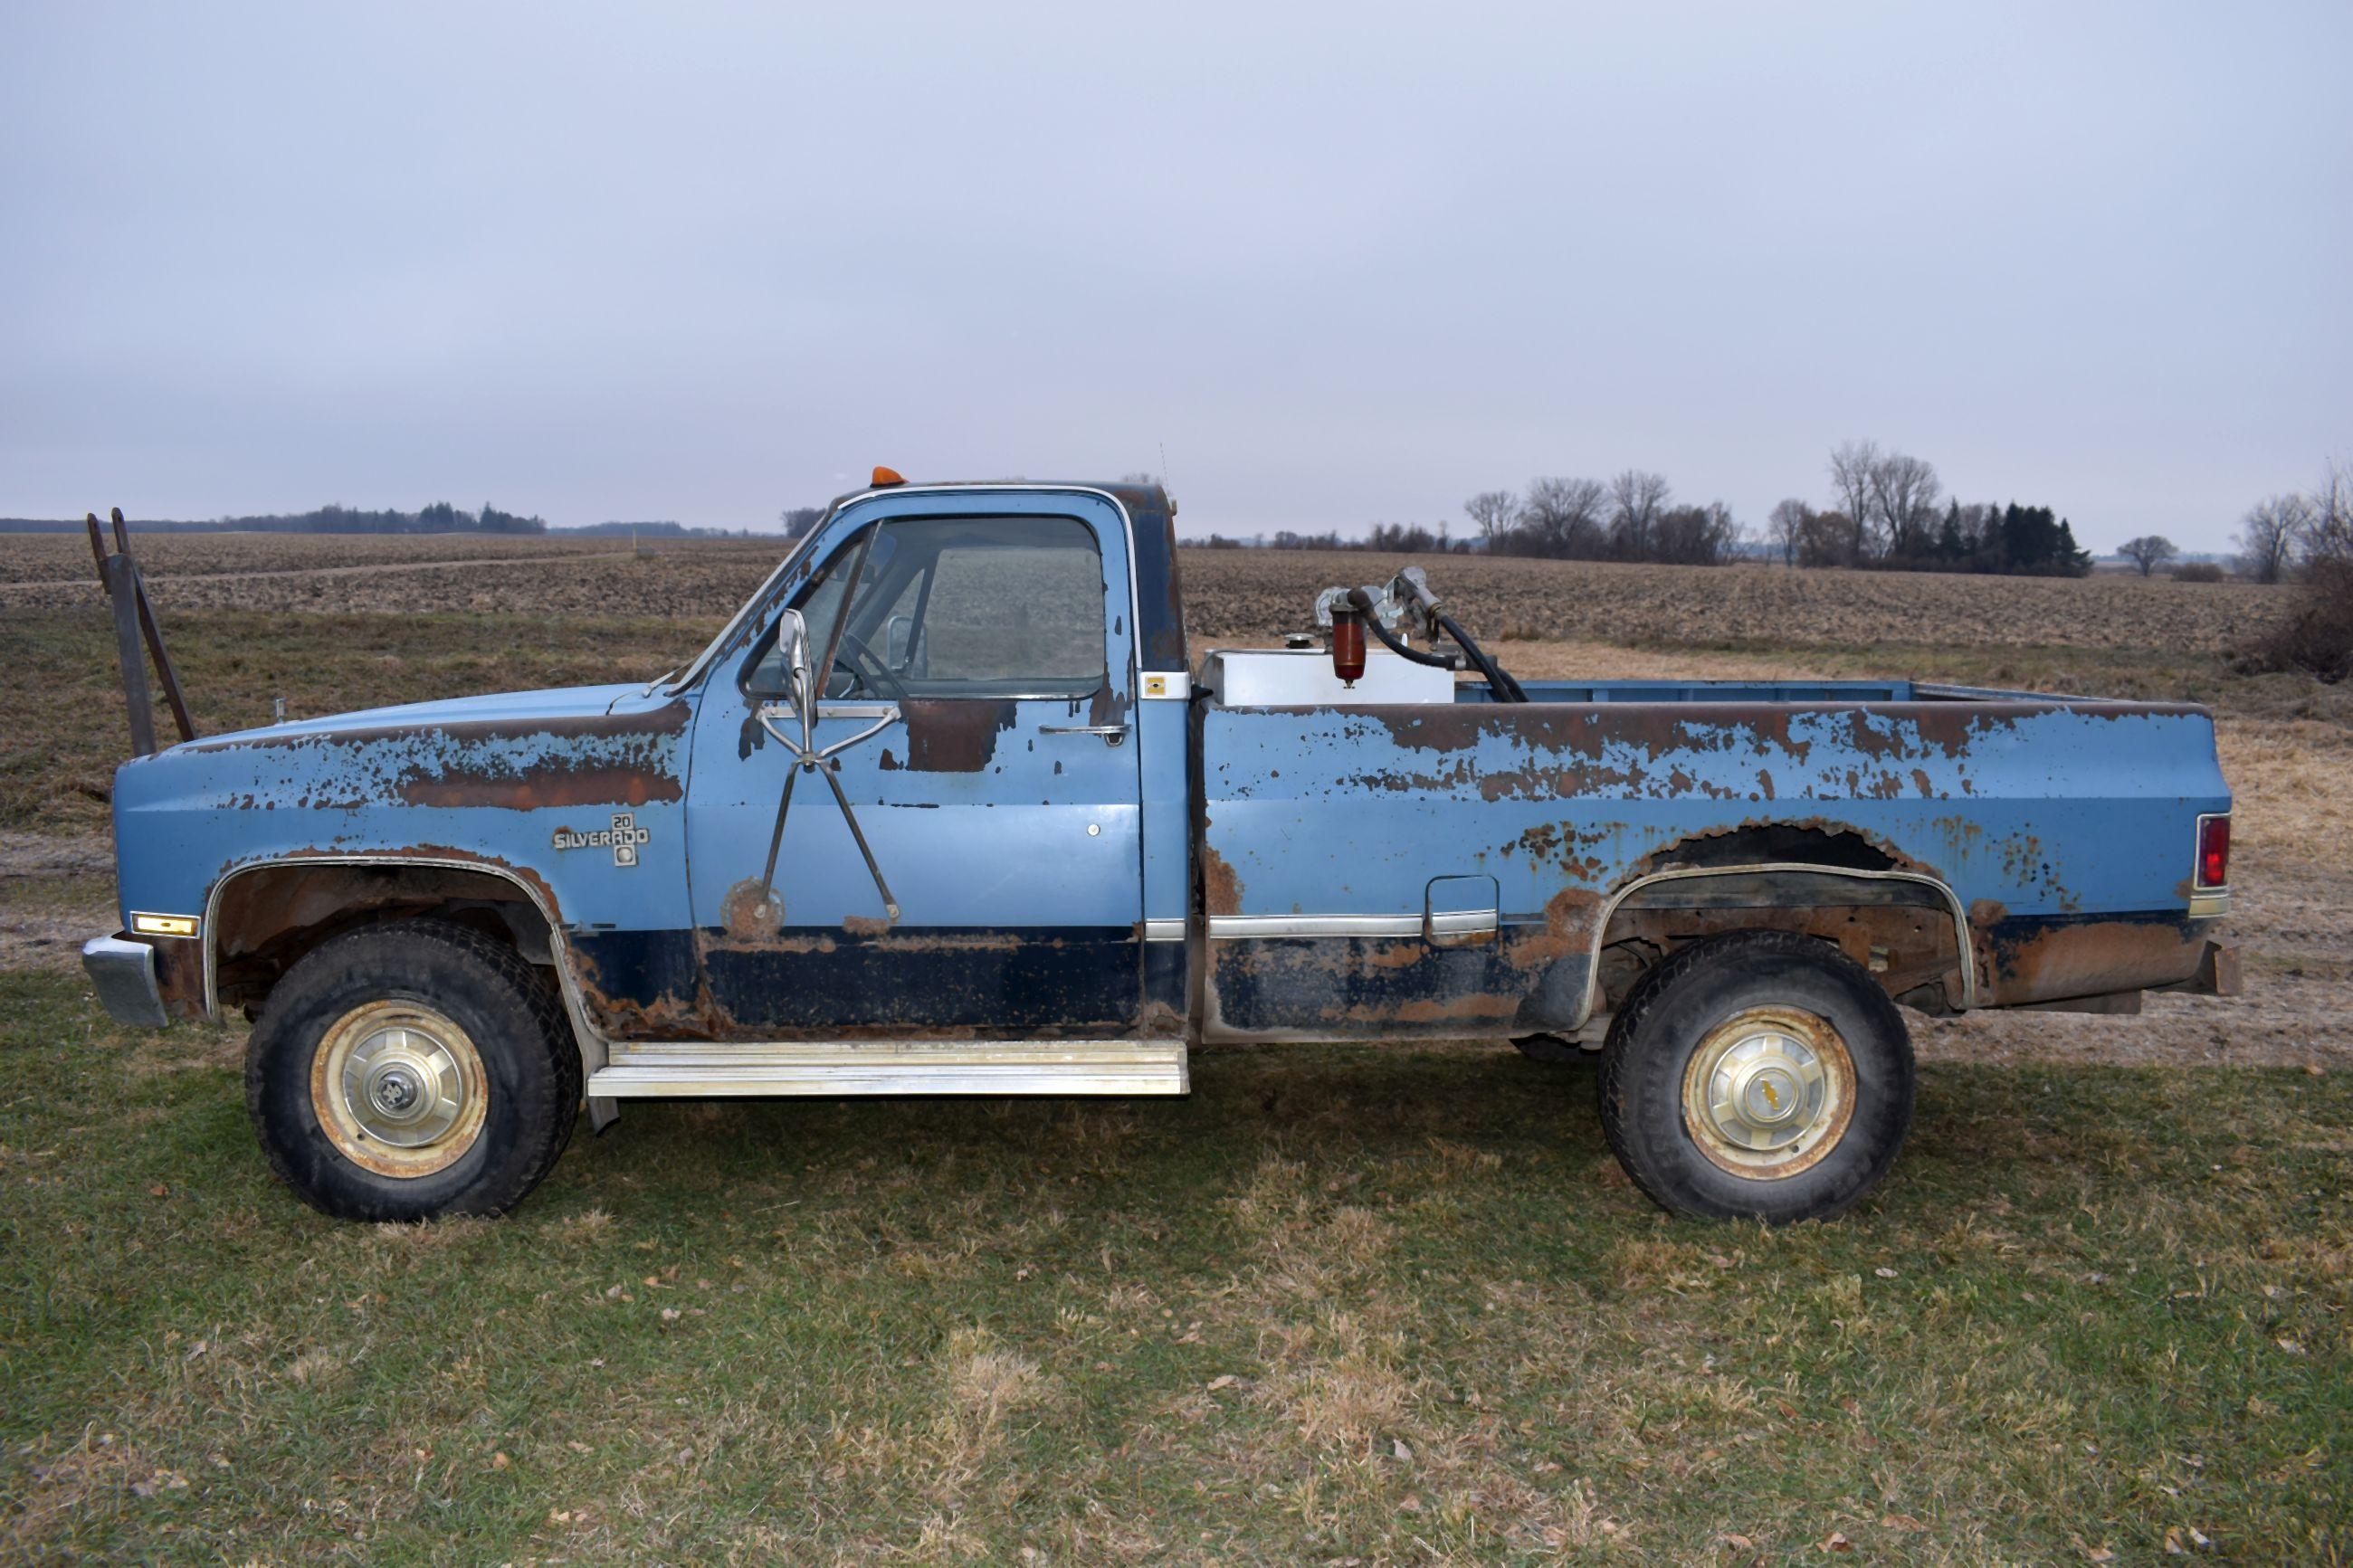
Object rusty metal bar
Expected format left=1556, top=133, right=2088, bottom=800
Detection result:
left=88, top=507, right=195, bottom=754
left=127, top=557, right=195, bottom=743
left=100, top=551, right=158, bottom=757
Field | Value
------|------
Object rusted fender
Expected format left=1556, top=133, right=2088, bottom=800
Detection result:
left=108, top=682, right=700, bottom=954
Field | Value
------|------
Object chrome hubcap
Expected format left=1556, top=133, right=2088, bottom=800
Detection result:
left=311, top=1001, right=488, bottom=1178
left=1682, top=1006, right=1856, bottom=1180
left=343, top=1027, right=469, bottom=1146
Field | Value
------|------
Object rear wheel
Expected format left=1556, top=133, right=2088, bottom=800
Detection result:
left=245, top=920, right=578, bottom=1221
left=1597, top=929, right=1913, bottom=1223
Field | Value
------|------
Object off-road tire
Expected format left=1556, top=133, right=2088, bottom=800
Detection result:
left=245, top=919, right=579, bottom=1221
left=1597, top=929, right=1914, bottom=1224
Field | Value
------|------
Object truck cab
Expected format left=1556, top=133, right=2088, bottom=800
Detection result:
left=85, top=476, right=2237, bottom=1226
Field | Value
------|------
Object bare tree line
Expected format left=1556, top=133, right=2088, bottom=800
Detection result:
left=1464, top=470, right=1741, bottom=565
left=2234, top=458, right=2353, bottom=584
left=1762, top=441, right=2090, bottom=576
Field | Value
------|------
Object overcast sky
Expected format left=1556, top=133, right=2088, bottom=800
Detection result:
left=5, top=3, right=2347, bottom=550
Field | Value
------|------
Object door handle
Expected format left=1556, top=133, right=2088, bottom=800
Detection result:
left=1040, top=724, right=1128, bottom=746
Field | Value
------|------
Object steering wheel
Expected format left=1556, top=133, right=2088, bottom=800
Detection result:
left=831, top=629, right=910, bottom=704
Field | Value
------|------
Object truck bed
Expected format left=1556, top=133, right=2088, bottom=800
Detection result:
left=1194, top=677, right=2231, bottom=1041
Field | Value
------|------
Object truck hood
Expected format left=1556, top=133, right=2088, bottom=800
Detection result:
left=182, top=682, right=657, bottom=751
left=119, top=682, right=696, bottom=817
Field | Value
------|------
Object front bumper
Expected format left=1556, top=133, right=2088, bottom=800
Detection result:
left=82, top=935, right=169, bottom=1028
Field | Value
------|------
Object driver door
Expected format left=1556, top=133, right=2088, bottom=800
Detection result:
left=681, top=503, right=1145, bottom=1039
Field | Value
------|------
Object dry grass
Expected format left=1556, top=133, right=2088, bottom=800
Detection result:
left=0, top=527, right=636, bottom=584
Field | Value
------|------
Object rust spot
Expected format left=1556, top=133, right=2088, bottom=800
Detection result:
left=896, top=700, right=1016, bottom=772
left=853, top=930, right=1024, bottom=955
left=1200, top=845, right=1243, bottom=917
left=153, top=936, right=205, bottom=1019
left=1981, top=915, right=2208, bottom=1004
left=719, top=878, right=780, bottom=940
left=1503, top=885, right=1605, bottom=973
left=396, top=760, right=681, bottom=811
left=842, top=914, right=892, bottom=936
left=1349, top=992, right=1521, bottom=1024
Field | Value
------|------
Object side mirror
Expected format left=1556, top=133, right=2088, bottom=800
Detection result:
left=768, top=608, right=818, bottom=744
left=885, top=613, right=915, bottom=670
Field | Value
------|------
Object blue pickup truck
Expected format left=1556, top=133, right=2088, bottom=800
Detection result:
left=83, top=477, right=2239, bottom=1225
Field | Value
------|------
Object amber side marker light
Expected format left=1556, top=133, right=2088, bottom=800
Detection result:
left=2196, top=813, right=2231, bottom=889
left=872, top=465, right=906, bottom=487
left=130, top=912, right=199, bottom=938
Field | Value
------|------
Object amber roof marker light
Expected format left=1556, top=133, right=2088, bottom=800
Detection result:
left=872, top=466, right=906, bottom=487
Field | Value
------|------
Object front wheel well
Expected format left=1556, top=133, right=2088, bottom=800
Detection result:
left=211, top=862, right=557, bottom=1019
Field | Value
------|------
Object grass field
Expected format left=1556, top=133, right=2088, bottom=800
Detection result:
left=5, top=976, right=2347, bottom=1563
left=2, top=535, right=2348, bottom=1561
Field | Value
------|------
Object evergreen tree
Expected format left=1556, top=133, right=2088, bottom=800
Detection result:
left=1936, top=499, right=1964, bottom=560
left=2055, top=518, right=2092, bottom=575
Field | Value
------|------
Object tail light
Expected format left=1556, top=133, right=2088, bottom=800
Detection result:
left=1330, top=609, right=1367, bottom=686
left=2196, top=813, right=2231, bottom=889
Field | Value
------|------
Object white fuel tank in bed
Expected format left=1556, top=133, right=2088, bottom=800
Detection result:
left=1198, top=648, right=1456, bottom=706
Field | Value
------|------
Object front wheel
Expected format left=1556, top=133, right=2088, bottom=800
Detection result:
left=1597, top=929, right=1914, bottom=1223
left=244, top=920, right=579, bottom=1221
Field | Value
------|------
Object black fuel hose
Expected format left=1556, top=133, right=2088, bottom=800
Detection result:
left=1440, top=613, right=1529, bottom=703
left=1344, top=588, right=1529, bottom=701
left=1346, top=589, right=1457, bottom=669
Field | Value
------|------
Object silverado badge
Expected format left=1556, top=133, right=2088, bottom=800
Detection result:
left=553, top=812, right=651, bottom=867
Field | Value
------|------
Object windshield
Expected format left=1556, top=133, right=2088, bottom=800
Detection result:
left=745, top=515, right=1107, bottom=700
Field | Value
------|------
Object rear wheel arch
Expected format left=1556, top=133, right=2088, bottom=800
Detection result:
left=1584, top=860, right=1975, bottom=1023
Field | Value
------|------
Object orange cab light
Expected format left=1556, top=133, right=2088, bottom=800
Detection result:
left=872, top=466, right=906, bottom=487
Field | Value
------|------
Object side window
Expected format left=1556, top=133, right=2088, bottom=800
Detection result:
left=916, top=522, right=1105, bottom=689
left=745, top=517, right=1108, bottom=700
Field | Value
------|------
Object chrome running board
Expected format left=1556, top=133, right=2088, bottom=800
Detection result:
left=586, top=1039, right=1188, bottom=1098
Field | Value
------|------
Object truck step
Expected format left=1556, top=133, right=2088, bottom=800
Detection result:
left=586, top=1039, right=1188, bottom=1099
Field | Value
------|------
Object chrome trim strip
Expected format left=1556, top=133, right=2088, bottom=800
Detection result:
left=1575, top=861, right=1977, bottom=1024
left=1209, top=913, right=1424, bottom=939
left=1425, top=908, right=1499, bottom=939
left=2187, top=890, right=2231, bottom=919
left=202, top=855, right=613, bottom=1079
left=1206, top=910, right=1497, bottom=940
left=1143, top=917, right=1186, bottom=942
left=592, top=1038, right=1188, bottom=1098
